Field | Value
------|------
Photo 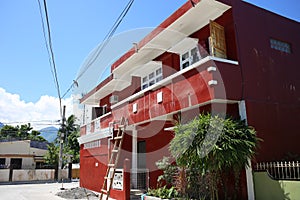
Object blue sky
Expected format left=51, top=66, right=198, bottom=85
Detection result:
left=0, top=0, right=299, bottom=126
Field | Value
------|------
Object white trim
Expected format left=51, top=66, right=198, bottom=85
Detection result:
left=164, top=126, right=175, bottom=131
left=77, top=127, right=110, bottom=145
left=208, top=80, right=218, bottom=86
left=239, top=100, right=255, bottom=200
left=207, top=66, right=217, bottom=72
left=132, top=128, right=138, bottom=188
left=211, top=56, right=239, bottom=65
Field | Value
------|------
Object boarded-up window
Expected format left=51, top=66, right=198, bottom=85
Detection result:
left=209, top=20, right=227, bottom=59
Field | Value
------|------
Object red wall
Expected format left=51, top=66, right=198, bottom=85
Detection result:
left=80, top=138, right=109, bottom=192
left=231, top=1, right=300, bottom=161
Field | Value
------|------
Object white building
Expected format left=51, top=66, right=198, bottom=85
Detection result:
left=0, top=140, right=48, bottom=169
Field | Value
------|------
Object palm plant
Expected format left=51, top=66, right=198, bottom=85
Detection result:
left=169, top=113, right=260, bottom=199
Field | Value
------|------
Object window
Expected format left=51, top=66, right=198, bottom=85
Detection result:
left=270, top=38, right=291, bottom=54
left=92, top=105, right=108, bottom=120
left=10, top=158, right=22, bottom=169
left=84, top=140, right=101, bottom=149
left=180, top=47, right=200, bottom=69
left=0, top=158, right=5, bottom=169
left=141, top=67, right=163, bottom=90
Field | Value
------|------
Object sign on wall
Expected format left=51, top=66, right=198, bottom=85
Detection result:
left=112, top=169, right=123, bottom=190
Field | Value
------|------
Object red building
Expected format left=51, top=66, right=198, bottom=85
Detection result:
left=77, top=0, right=300, bottom=199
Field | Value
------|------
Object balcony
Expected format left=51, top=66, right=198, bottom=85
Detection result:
left=78, top=112, right=113, bottom=144
left=110, top=56, right=241, bottom=125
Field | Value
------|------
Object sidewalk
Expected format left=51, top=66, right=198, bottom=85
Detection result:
left=0, top=181, right=93, bottom=200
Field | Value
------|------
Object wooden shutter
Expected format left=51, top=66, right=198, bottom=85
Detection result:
left=209, top=20, right=227, bottom=59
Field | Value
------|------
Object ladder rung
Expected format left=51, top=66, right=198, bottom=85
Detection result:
left=104, top=176, right=112, bottom=179
left=101, top=189, right=108, bottom=193
left=108, top=163, right=115, bottom=167
left=118, top=125, right=125, bottom=128
left=114, top=136, right=123, bottom=140
left=112, top=149, right=118, bottom=153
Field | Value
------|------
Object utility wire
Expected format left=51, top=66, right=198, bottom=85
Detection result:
left=37, top=0, right=56, bottom=94
left=3, top=119, right=60, bottom=124
left=62, top=0, right=135, bottom=98
left=37, top=0, right=62, bottom=117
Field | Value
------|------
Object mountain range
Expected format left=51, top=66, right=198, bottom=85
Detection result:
left=39, top=126, right=58, bottom=143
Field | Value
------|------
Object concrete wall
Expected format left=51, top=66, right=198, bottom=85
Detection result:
left=0, top=169, right=10, bottom=182
left=0, top=169, right=69, bottom=182
left=254, top=172, right=300, bottom=200
left=12, top=169, right=55, bottom=181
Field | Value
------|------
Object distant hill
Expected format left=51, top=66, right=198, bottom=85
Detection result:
left=0, top=122, right=3, bottom=128
left=39, top=126, right=58, bottom=143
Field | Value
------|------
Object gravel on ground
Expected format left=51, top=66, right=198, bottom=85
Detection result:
left=56, top=187, right=99, bottom=199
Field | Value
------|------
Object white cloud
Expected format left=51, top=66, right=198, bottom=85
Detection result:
left=0, top=87, right=73, bottom=130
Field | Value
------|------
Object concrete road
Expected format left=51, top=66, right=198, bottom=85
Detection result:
left=0, top=181, right=81, bottom=200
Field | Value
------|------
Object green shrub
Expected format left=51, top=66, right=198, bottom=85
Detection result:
left=147, top=186, right=179, bottom=199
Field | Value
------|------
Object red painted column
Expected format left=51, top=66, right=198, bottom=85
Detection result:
left=123, top=158, right=131, bottom=200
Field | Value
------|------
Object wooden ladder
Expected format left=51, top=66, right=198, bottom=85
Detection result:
left=99, top=118, right=126, bottom=200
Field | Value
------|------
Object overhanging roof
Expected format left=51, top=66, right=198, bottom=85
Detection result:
left=81, top=0, right=231, bottom=105
left=112, top=0, right=231, bottom=75
left=81, top=78, right=131, bottom=105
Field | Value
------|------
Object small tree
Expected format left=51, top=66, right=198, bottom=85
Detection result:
left=44, top=143, right=59, bottom=167
left=170, top=113, right=260, bottom=200
left=64, top=115, right=80, bottom=163
left=44, top=115, right=80, bottom=167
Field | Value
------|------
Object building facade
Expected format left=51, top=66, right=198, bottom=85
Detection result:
left=78, top=0, right=300, bottom=199
left=0, top=140, right=48, bottom=169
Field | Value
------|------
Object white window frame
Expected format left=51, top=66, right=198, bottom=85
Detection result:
left=180, top=46, right=201, bottom=70
left=141, top=67, right=163, bottom=90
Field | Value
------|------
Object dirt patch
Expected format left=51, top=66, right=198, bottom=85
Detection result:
left=56, top=187, right=99, bottom=199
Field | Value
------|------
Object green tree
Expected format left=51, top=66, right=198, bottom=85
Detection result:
left=64, top=115, right=80, bottom=163
left=44, top=115, right=80, bottom=166
left=29, top=130, right=47, bottom=142
left=0, top=123, right=46, bottom=141
left=44, top=143, right=59, bottom=167
left=0, top=125, right=18, bottom=139
left=18, top=123, right=32, bottom=139
left=170, top=113, right=260, bottom=200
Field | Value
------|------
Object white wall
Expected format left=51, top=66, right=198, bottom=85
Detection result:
left=0, top=140, right=48, bottom=169
left=0, top=140, right=31, bottom=154
left=0, top=169, right=10, bottom=182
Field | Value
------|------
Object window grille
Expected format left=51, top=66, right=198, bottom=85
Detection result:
left=84, top=140, right=101, bottom=149
left=270, top=38, right=291, bottom=53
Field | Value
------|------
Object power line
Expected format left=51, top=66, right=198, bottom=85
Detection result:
left=37, top=0, right=62, bottom=117
left=3, top=119, right=60, bottom=124
left=62, top=0, right=135, bottom=98
left=37, top=0, right=56, bottom=94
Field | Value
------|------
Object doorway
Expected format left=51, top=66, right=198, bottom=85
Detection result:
left=136, top=140, right=148, bottom=189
